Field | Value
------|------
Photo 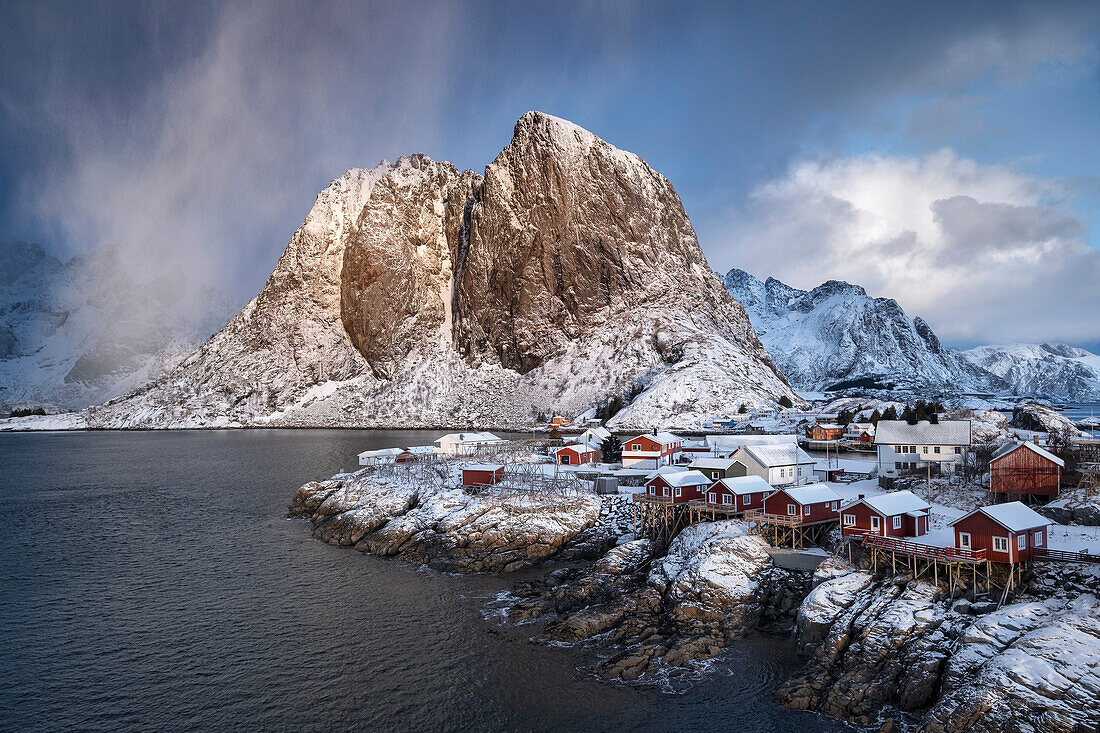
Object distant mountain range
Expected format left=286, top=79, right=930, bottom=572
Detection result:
left=723, top=268, right=1100, bottom=401
left=0, top=237, right=237, bottom=413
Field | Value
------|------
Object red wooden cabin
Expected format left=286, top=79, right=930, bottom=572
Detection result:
left=706, top=476, right=772, bottom=512
left=841, top=490, right=931, bottom=537
left=762, top=484, right=842, bottom=522
left=555, top=444, right=601, bottom=465
left=990, top=441, right=1063, bottom=498
left=644, top=470, right=710, bottom=503
left=396, top=450, right=418, bottom=463
left=949, top=502, right=1051, bottom=563
left=461, top=464, right=505, bottom=487
left=807, top=423, right=844, bottom=441
left=622, top=432, right=683, bottom=467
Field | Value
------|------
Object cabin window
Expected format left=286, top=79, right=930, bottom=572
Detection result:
left=708, top=492, right=717, bottom=503
left=804, top=505, right=811, bottom=516
left=663, top=487, right=669, bottom=497
left=959, top=532, right=971, bottom=548
left=843, top=514, right=855, bottom=526
left=787, top=504, right=796, bottom=515
left=722, top=495, right=732, bottom=505
left=561, top=455, right=570, bottom=464
left=954, top=447, right=962, bottom=454
left=1034, top=531, right=1043, bottom=546
left=922, top=446, right=928, bottom=454
left=712, top=471, right=720, bottom=480
left=892, top=516, right=902, bottom=529
left=674, top=487, right=681, bottom=498
left=993, top=537, right=1009, bottom=553
left=1017, top=535, right=1026, bottom=550
left=871, top=516, right=881, bottom=531
left=934, top=446, right=941, bottom=454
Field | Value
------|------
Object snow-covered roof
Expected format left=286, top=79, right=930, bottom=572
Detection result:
left=644, top=466, right=689, bottom=480
left=951, top=501, right=1051, bottom=532
left=689, top=457, right=740, bottom=470
left=436, top=431, right=503, bottom=444
left=559, top=439, right=600, bottom=452
left=742, top=443, right=815, bottom=467
left=654, top=431, right=682, bottom=445
left=814, top=423, right=843, bottom=430
left=649, top=470, right=711, bottom=487
left=845, top=490, right=930, bottom=517
left=463, top=463, right=504, bottom=471
left=847, top=422, right=874, bottom=431
left=873, top=420, right=971, bottom=446
left=713, top=475, right=773, bottom=495
left=358, top=447, right=404, bottom=458
left=404, top=445, right=435, bottom=454
left=567, top=426, right=610, bottom=444
left=991, top=441, right=1065, bottom=467
left=780, top=484, right=842, bottom=505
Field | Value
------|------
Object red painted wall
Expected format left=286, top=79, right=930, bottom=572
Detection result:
left=764, top=489, right=839, bottom=523
left=990, top=446, right=1061, bottom=496
left=462, top=467, right=503, bottom=486
left=647, top=475, right=706, bottom=503
left=952, top=512, right=1048, bottom=563
left=841, top=502, right=929, bottom=537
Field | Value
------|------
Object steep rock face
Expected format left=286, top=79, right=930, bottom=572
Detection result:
left=17, top=112, right=797, bottom=430
left=963, top=343, right=1100, bottom=401
left=723, top=268, right=1002, bottom=394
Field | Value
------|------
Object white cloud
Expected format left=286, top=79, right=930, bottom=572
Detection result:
left=718, top=149, right=1100, bottom=347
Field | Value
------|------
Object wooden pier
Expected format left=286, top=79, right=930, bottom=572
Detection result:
left=686, top=499, right=745, bottom=523
left=632, top=494, right=692, bottom=543
left=742, top=509, right=837, bottom=549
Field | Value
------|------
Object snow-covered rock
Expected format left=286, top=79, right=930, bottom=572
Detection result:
left=963, top=342, right=1100, bottom=402
left=723, top=268, right=1002, bottom=394
left=0, top=238, right=236, bottom=414
left=1011, top=400, right=1087, bottom=438
left=288, top=466, right=601, bottom=573
left=944, top=408, right=1011, bottom=444
left=781, top=570, right=1100, bottom=732
left=5, top=113, right=799, bottom=431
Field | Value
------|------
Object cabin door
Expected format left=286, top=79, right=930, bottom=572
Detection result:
left=870, top=516, right=881, bottom=534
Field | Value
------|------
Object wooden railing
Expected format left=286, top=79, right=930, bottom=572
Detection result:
left=841, top=526, right=876, bottom=537
left=633, top=494, right=673, bottom=506
left=1033, top=547, right=1100, bottom=564
left=743, top=509, right=805, bottom=527
left=861, top=533, right=987, bottom=562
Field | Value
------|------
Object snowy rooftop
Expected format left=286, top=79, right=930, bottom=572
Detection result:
left=846, top=490, right=930, bottom=517
left=952, top=501, right=1052, bottom=532
left=991, top=441, right=1065, bottom=467
left=815, top=423, right=843, bottom=430
left=463, top=463, right=504, bottom=471
left=742, top=443, right=815, bottom=467
left=689, top=457, right=740, bottom=470
left=874, top=420, right=971, bottom=446
left=436, top=431, right=504, bottom=444
left=358, top=447, right=404, bottom=458
left=644, top=466, right=688, bottom=480
left=714, top=475, right=773, bottom=495
left=649, top=470, right=710, bottom=487
left=782, top=484, right=842, bottom=504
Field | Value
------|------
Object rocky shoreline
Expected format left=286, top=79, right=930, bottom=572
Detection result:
left=289, top=468, right=1100, bottom=731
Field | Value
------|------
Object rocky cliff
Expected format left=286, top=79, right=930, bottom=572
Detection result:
left=963, top=343, right=1100, bottom=402
left=723, top=268, right=1003, bottom=394
left=23, top=113, right=796, bottom=430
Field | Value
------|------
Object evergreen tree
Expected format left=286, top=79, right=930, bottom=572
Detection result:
left=902, top=405, right=917, bottom=424
left=600, top=435, right=623, bottom=463
left=929, top=411, right=939, bottom=424
left=882, top=406, right=898, bottom=421
left=870, top=409, right=882, bottom=426
left=837, top=408, right=854, bottom=425
left=778, top=395, right=794, bottom=409
left=738, top=403, right=748, bottom=414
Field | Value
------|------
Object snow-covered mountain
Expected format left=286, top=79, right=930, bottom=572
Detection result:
left=0, top=237, right=237, bottom=413
left=10, top=112, right=799, bottom=430
left=962, top=343, right=1100, bottom=402
left=722, top=268, right=1001, bottom=394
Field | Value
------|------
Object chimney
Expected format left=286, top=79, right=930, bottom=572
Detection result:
left=858, top=494, right=865, bottom=499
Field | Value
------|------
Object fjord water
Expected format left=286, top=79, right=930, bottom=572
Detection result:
left=0, top=430, right=842, bottom=732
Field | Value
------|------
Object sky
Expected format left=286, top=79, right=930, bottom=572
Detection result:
left=1, top=0, right=1098, bottom=350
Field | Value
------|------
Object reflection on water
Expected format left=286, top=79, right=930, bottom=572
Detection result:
left=0, top=430, right=843, bottom=732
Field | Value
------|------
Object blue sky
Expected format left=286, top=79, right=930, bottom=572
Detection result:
left=1, top=0, right=1098, bottom=348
